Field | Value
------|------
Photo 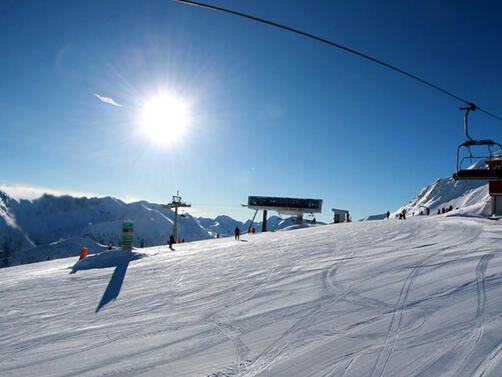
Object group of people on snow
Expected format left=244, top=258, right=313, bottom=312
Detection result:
left=438, top=205, right=454, bottom=214
left=234, top=226, right=257, bottom=240
left=168, top=235, right=185, bottom=249
left=398, top=209, right=407, bottom=220
left=385, top=204, right=456, bottom=220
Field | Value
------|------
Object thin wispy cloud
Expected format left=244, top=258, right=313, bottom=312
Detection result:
left=93, top=93, right=122, bottom=107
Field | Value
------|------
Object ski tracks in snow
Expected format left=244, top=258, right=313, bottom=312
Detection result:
left=463, top=253, right=500, bottom=377
left=370, top=265, right=422, bottom=377
left=4, top=217, right=502, bottom=377
left=214, top=321, right=250, bottom=367
left=412, top=251, right=495, bottom=377
left=475, top=253, right=493, bottom=321
left=370, top=219, right=484, bottom=377
left=471, top=341, right=502, bottom=377
left=231, top=239, right=361, bottom=376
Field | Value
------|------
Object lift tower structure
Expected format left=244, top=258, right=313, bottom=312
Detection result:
left=163, top=191, right=191, bottom=241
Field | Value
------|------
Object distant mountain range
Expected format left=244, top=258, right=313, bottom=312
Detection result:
left=2, top=156, right=496, bottom=268
left=0, top=191, right=312, bottom=267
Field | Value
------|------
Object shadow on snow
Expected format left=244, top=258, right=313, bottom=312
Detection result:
left=70, top=249, right=146, bottom=312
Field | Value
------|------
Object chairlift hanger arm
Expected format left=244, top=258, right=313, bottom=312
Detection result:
left=172, top=0, right=502, bottom=123
left=461, top=104, right=476, bottom=142
left=455, top=104, right=502, bottom=173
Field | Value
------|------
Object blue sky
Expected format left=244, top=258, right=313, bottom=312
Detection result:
left=1, top=0, right=502, bottom=222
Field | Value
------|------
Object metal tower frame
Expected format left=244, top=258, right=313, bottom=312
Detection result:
left=163, top=191, right=191, bottom=241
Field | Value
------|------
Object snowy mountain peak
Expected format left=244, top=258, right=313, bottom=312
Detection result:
left=396, top=158, right=493, bottom=217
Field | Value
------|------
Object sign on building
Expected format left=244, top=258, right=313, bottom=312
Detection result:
left=247, top=196, right=322, bottom=214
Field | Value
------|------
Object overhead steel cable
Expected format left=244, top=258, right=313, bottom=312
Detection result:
left=172, top=0, right=502, bottom=122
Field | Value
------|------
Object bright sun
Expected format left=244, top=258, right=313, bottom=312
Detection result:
left=140, top=94, right=190, bottom=144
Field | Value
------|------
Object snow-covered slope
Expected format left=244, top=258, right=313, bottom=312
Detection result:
left=397, top=177, right=489, bottom=217
left=391, top=159, right=494, bottom=219
left=2, top=216, right=502, bottom=376
left=15, top=237, right=110, bottom=265
left=0, top=192, right=35, bottom=261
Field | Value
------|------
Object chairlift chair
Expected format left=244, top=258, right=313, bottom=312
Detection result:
left=453, top=104, right=502, bottom=181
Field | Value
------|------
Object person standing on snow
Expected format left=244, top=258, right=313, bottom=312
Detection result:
left=169, top=234, right=175, bottom=249
left=140, top=238, right=145, bottom=248
left=386, top=211, right=390, bottom=219
left=234, top=227, right=240, bottom=240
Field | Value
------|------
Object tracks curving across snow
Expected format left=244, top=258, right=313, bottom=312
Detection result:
left=3, top=217, right=502, bottom=377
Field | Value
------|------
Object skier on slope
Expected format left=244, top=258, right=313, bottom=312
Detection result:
left=386, top=211, right=390, bottom=219
left=235, top=227, right=240, bottom=240
left=169, top=234, right=175, bottom=249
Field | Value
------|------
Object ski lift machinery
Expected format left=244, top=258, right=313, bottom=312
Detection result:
left=453, top=104, right=502, bottom=181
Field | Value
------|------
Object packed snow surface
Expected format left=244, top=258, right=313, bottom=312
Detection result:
left=2, top=216, right=502, bottom=376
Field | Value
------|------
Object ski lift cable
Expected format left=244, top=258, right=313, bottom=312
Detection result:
left=172, top=0, right=502, bottom=123
left=192, top=203, right=246, bottom=208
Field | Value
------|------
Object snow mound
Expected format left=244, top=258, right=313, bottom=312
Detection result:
left=71, top=249, right=146, bottom=272
left=14, top=236, right=109, bottom=265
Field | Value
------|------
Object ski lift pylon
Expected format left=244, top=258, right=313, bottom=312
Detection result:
left=453, top=104, right=502, bottom=181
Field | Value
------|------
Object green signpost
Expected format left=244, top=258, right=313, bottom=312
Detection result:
left=121, top=220, right=134, bottom=249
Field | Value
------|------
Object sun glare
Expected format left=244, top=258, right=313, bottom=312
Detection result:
left=140, top=94, right=190, bottom=144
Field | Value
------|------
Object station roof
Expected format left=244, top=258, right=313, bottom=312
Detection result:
left=246, top=196, right=322, bottom=214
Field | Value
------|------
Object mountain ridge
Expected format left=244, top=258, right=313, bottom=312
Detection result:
left=0, top=191, right=309, bottom=266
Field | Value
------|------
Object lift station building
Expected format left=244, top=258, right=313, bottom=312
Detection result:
left=245, top=196, right=323, bottom=231
left=332, top=208, right=350, bottom=223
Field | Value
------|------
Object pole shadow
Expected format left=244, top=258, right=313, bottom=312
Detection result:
left=95, top=260, right=130, bottom=313
left=70, top=249, right=145, bottom=313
